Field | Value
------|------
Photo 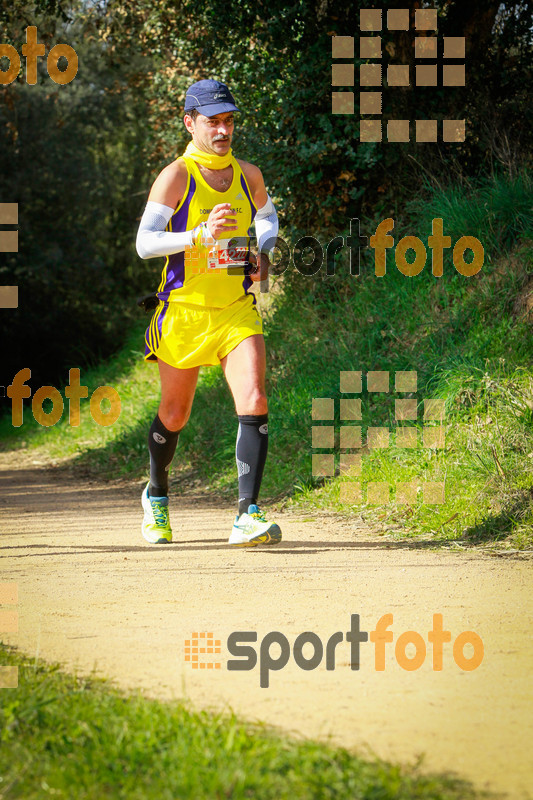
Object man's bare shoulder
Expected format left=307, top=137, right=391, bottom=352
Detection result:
left=236, top=159, right=263, bottom=189
left=236, top=159, right=269, bottom=208
left=148, top=158, right=189, bottom=208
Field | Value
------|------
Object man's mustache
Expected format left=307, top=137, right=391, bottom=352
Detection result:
left=213, top=135, right=230, bottom=142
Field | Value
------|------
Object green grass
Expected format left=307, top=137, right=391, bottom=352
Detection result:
left=270, top=172, right=533, bottom=549
left=1, top=172, right=532, bottom=547
left=296, top=362, right=533, bottom=549
left=0, top=644, right=493, bottom=800
left=406, top=170, right=533, bottom=257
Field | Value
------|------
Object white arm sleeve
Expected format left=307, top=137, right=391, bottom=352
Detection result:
left=136, top=201, right=194, bottom=259
left=254, top=195, right=279, bottom=253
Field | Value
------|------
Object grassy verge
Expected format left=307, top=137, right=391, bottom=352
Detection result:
left=1, top=173, right=531, bottom=548
left=0, top=644, right=492, bottom=800
left=281, top=172, right=533, bottom=549
left=298, top=361, right=533, bottom=550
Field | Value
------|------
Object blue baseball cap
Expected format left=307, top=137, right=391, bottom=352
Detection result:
left=184, top=79, right=239, bottom=117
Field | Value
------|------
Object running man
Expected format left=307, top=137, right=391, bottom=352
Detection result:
left=135, top=79, right=281, bottom=547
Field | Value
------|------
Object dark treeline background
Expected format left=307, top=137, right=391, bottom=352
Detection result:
left=1, top=0, right=532, bottom=392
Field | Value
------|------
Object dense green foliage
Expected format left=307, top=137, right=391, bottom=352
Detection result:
left=0, top=2, right=152, bottom=389
left=0, top=645, right=487, bottom=799
left=111, top=0, right=533, bottom=221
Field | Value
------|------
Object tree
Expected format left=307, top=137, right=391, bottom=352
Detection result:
left=0, top=1, right=154, bottom=389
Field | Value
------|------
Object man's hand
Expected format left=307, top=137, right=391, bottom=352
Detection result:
left=248, top=251, right=269, bottom=283
left=207, top=203, right=238, bottom=239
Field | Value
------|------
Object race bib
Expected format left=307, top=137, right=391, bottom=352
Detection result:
left=207, top=238, right=249, bottom=270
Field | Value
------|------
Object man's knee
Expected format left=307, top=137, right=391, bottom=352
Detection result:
left=158, top=405, right=190, bottom=432
left=238, top=389, right=268, bottom=416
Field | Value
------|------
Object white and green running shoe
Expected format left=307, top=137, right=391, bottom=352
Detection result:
left=229, top=504, right=282, bottom=547
left=141, top=483, right=172, bottom=544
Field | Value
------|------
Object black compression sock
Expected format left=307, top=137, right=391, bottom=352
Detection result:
left=236, top=414, right=268, bottom=515
left=148, top=414, right=180, bottom=497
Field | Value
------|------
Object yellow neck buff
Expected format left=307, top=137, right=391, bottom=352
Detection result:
left=183, top=141, right=232, bottom=169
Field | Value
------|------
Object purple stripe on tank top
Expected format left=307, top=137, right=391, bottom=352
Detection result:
left=158, top=175, right=196, bottom=301
left=240, top=175, right=257, bottom=301
left=240, top=174, right=257, bottom=220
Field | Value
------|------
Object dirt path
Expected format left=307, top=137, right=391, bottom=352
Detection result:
left=0, top=453, right=531, bottom=799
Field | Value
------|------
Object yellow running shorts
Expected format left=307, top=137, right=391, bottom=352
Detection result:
left=144, top=294, right=263, bottom=369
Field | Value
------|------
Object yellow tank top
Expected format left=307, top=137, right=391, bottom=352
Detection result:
left=157, top=155, right=257, bottom=308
